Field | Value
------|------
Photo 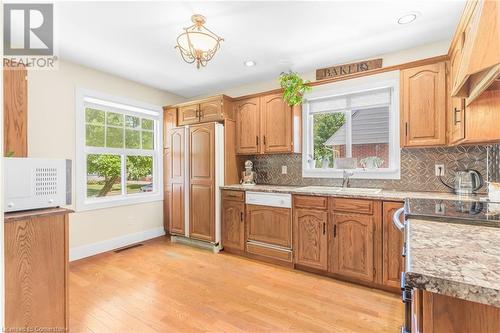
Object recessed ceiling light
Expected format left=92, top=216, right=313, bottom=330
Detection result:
left=398, top=13, right=418, bottom=25
left=244, top=60, right=256, bottom=67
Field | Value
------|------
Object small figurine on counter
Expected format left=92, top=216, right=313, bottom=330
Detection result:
left=240, top=160, right=256, bottom=186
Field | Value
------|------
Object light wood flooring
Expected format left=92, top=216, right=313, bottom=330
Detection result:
left=70, top=237, right=403, bottom=332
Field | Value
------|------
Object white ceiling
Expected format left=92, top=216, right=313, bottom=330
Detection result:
left=56, top=1, right=465, bottom=98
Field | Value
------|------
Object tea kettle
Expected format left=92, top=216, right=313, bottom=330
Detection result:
left=439, top=169, right=484, bottom=195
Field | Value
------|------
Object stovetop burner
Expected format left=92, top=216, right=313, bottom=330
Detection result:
left=405, top=198, right=500, bottom=227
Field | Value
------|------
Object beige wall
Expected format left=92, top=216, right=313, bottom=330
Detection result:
left=28, top=60, right=184, bottom=252
left=193, top=39, right=450, bottom=99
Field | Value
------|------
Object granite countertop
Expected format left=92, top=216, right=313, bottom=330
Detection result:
left=405, top=219, right=500, bottom=307
left=220, top=184, right=487, bottom=202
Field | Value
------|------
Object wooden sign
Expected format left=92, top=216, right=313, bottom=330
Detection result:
left=316, top=58, right=383, bottom=80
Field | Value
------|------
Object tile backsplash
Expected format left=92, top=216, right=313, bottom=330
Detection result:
left=239, top=145, right=499, bottom=193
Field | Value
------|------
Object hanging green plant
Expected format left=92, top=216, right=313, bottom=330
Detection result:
left=279, top=71, right=312, bottom=106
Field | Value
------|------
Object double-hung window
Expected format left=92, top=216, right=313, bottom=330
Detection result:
left=302, top=71, right=400, bottom=179
left=76, top=89, right=163, bottom=211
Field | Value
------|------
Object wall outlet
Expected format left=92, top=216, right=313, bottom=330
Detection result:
left=281, top=165, right=287, bottom=174
left=435, top=164, right=445, bottom=176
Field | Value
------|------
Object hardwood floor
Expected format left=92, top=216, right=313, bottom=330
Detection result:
left=69, top=237, right=403, bottom=332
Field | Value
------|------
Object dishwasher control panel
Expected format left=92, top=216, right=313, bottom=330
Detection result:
left=245, top=192, right=292, bottom=208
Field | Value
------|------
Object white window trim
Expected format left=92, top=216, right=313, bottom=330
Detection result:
left=302, top=70, right=401, bottom=180
left=75, top=88, right=163, bottom=211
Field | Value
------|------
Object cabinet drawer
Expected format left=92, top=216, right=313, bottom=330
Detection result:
left=246, top=242, right=292, bottom=263
left=330, top=198, right=374, bottom=215
left=222, top=190, right=244, bottom=202
left=294, top=195, right=328, bottom=210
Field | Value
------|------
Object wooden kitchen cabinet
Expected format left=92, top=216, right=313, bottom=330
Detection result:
left=163, top=108, right=177, bottom=233
left=235, top=97, right=260, bottom=154
left=4, top=63, right=27, bottom=157
left=382, top=201, right=404, bottom=289
left=5, top=208, right=71, bottom=332
left=221, top=191, right=245, bottom=251
left=235, top=92, right=299, bottom=155
left=246, top=205, right=292, bottom=248
left=293, top=206, right=328, bottom=271
left=401, top=62, right=447, bottom=147
left=178, top=104, right=199, bottom=125
left=189, top=123, right=215, bottom=242
left=448, top=46, right=466, bottom=144
left=260, top=93, right=292, bottom=153
left=452, top=0, right=500, bottom=105
left=420, top=290, right=500, bottom=333
left=328, top=198, right=381, bottom=283
left=177, top=95, right=233, bottom=126
left=168, top=127, right=186, bottom=235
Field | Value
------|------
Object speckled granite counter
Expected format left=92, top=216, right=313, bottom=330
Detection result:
left=220, top=184, right=487, bottom=202
left=405, top=219, right=500, bottom=307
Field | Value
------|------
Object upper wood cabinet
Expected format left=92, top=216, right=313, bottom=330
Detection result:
left=452, top=0, right=500, bottom=105
left=260, top=93, right=292, bottom=153
left=4, top=64, right=27, bottom=157
left=382, top=202, right=404, bottom=290
left=235, top=92, right=300, bottom=155
left=293, top=197, right=328, bottom=271
left=401, top=62, right=447, bottom=147
left=235, top=97, right=260, bottom=154
left=177, top=95, right=233, bottom=126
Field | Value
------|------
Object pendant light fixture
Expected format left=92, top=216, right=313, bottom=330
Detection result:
left=175, top=14, right=224, bottom=69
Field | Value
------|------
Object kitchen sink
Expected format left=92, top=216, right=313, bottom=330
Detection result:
left=298, top=186, right=382, bottom=194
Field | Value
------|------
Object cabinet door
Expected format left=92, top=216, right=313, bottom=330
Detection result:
left=5, top=214, right=68, bottom=330
left=178, top=104, right=199, bottom=125
left=163, top=107, right=177, bottom=147
left=382, top=202, right=404, bottom=289
left=260, top=93, right=292, bottom=153
left=246, top=205, right=291, bottom=248
left=293, top=208, right=328, bottom=270
left=168, top=128, right=185, bottom=235
left=235, top=97, right=260, bottom=154
left=401, top=62, right=446, bottom=147
left=329, top=212, right=375, bottom=282
left=200, top=99, right=223, bottom=123
left=189, top=123, right=215, bottom=242
left=222, top=200, right=245, bottom=250
left=449, top=44, right=466, bottom=144
left=4, top=65, right=27, bottom=157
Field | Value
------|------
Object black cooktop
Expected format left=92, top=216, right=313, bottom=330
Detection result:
left=405, top=198, right=500, bottom=227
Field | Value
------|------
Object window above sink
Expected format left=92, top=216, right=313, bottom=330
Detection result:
left=301, top=71, right=401, bottom=180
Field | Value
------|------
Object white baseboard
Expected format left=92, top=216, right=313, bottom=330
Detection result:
left=69, top=227, right=166, bottom=261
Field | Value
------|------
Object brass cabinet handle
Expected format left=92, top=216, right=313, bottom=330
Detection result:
left=454, top=108, right=461, bottom=124
left=256, top=136, right=259, bottom=146
left=323, top=222, right=326, bottom=235
left=240, top=212, right=243, bottom=222
left=263, top=135, right=267, bottom=145
left=333, top=224, right=337, bottom=238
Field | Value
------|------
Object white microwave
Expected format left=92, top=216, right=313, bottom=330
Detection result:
left=4, top=158, right=71, bottom=212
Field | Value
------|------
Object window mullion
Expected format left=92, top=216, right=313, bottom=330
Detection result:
left=121, top=154, right=126, bottom=196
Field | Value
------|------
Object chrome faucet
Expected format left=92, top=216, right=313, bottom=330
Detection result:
left=342, top=170, right=354, bottom=188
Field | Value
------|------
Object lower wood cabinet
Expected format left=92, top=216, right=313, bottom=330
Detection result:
left=246, top=205, right=292, bottom=248
left=221, top=199, right=245, bottom=251
left=413, top=290, right=500, bottom=333
left=329, top=212, right=376, bottom=282
left=293, top=196, right=328, bottom=270
left=5, top=208, right=71, bottom=332
left=328, top=198, right=382, bottom=284
left=382, top=201, right=405, bottom=289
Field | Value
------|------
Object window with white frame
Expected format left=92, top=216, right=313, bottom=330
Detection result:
left=76, top=89, right=163, bottom=210
left=302, top=71, right=400, bottom=179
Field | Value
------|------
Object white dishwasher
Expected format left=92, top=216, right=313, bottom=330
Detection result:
left=245, top=192, right=293, bottom=263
